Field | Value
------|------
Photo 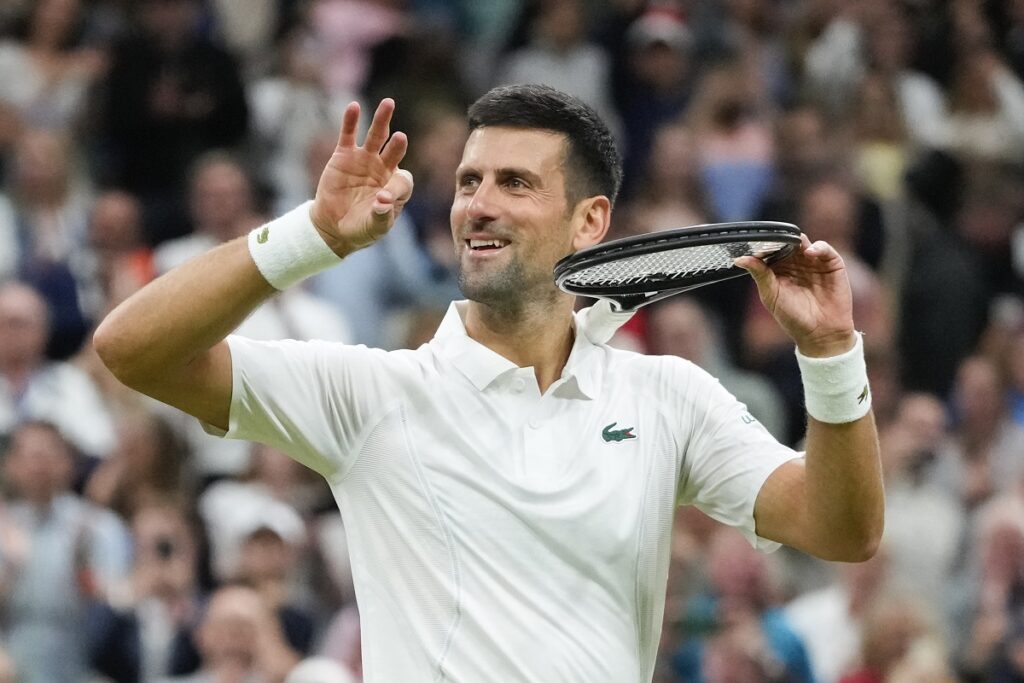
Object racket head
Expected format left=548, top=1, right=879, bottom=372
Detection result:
left=554, top=221, right=801, bottom=310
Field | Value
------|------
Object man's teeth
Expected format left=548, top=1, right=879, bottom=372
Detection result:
left=469, top=239, right=509, bottom=249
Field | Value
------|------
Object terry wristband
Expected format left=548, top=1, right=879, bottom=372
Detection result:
left=795, top=332, right=872, bottom=424
left=247, top=201, right=342, bottom=290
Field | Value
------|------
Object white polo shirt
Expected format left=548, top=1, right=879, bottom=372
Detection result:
left=208, top=301, right=800, bottom=682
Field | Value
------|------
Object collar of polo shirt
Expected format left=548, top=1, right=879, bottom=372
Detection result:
left=431, top=301, right=602, bottom=399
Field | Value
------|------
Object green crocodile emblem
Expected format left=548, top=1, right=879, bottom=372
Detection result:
left=256, top=226, right=270, bottom=244
left=602, top=422, right=636, bottom=443
left=857, top=384, right=870, bottom=404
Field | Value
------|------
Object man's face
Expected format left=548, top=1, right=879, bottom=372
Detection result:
left=450, top=127, right=577, bottom=308
left=0, top=286, right=48, bottom=369
left=190, top=162, right=252, bottom=241
left=3, top=424, right=73, bottom=505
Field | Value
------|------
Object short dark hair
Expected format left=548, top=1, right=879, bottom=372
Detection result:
left=467, top=84, right=623, bottom=208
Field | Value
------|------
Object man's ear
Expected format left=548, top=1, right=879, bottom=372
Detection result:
left=571, top=195, right=611, bottom=251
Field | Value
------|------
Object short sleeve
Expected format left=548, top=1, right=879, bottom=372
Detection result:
left=202, top=335, right=395, bottom=480
left=674, top=362, right=802, bottom=552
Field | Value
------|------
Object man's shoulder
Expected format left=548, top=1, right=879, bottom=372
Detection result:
left=230, top=336, right=433, bottom=378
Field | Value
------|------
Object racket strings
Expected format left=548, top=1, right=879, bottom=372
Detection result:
left=565, top=240, right=792, bottom=287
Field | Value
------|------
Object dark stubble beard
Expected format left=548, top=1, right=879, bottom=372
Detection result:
left=457, top=250, right=555, bottom=316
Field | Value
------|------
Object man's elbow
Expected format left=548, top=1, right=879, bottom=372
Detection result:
left=826, top=518, right=884, bottom=563
left=841, top=531, right=882, bottom=563
left=93, top=315, right=145, bottom=387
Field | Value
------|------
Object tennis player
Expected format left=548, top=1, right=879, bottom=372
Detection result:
left=95, top=85, right=883, bottom=681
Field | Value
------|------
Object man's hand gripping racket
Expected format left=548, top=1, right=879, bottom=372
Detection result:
left=560, top=222, right=803, bottom=343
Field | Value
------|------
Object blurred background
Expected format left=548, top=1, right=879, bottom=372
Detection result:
left=0, top=0, right=1022, bottom=681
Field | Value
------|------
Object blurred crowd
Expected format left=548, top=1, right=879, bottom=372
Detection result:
left=0, top=0, right=1022, bottom=681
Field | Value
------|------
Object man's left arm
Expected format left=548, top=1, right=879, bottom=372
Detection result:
left=736, top=236, right=884, bottom=562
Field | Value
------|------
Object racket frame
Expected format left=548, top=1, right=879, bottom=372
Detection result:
left=554, top=221, right=802, bottom=311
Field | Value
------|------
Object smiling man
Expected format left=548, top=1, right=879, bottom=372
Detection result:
left=95, top=85, right=883, bottom=682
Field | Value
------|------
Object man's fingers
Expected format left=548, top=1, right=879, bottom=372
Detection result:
left=363, top=98, right=395, bottom=153
left=371, top=168, right=414, bottom=216
left=380, top=131, right=408, bottom=171
left=804, top=239, right=840, bottom=262
left=734, top=255, right=777, bottom=299
left=337, top=101, right=360, bottom=148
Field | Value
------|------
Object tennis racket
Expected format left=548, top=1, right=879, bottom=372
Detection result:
left=555, top=221, right=802, bottom=313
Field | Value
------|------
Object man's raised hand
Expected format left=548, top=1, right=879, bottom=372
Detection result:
left=735, top=234, right=857, bottom=358
left=310, top=98, right=414, bottom=257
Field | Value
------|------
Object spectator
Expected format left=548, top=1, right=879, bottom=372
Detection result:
left=100, top=0, right=249, bottom=244
left=621, top=121, right=709, bottom=237
left=951, top=493, right=1024, bottom=681
left=0, top=0, right=108, bottom=133
left=786, top=550, right=889, bottom=683
left=618, top=9, right=698, bottom=199
left=85, top=410, right=192, bottom=520
left=206, top=0, right=281, bottom=78
left=861, top=7, right=948, bottom=152
left=0, top=421, right=131, bottom=682
left=928, top=355, right=1024, bottom=511
left=497, top=0, right=620, bottom=137
left=688, top=60, right=775, bottom=223
left=249, top=27, right=354, bottom=215
left=945, top=47, right=1024, bottom=164
left=308, top=0, right=408, bottom=98
left=153, top=152, right=259, bottom=275
left=89, top=500, right=209, bottom=681
left=898, top=151, right=990, bottom=396
left=878, top=393, right=965, bottom=605
left=850, top=74, right=912, bottom=203
left=839, top=595, right=951, bottom=683
left=160, top=584, right=301, bottom=683
left=672, top=528, right=815, bottom=683
left=0, top=280, right=116, bottom=458
left=714, top=0, right=794, bottom=108
left=80, top=189, right=154, bottom=321
left=1, top=129, right=94, bottom=356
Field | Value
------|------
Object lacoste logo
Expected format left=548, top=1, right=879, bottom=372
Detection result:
left=602, top=422, right=636, bottom=443
left=857, top=385, right=870, bottom=404
left=256, top=227, right=269, bottom=244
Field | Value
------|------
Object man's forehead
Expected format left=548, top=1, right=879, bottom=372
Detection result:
left=460, top=126, right=567, bottom=167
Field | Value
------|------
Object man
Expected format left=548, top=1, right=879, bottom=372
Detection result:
left=96, top=85, right=883, bottom=681
left=0, top=281, right=116, bottom=458
left=0, top=421, right=132, bottom=681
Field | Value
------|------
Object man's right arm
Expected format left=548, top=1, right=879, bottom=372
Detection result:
left=94, top=239, right=273, bottom=431
left=95, top=98, right=412, bottom=431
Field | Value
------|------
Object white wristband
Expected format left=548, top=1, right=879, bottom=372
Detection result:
left=247, top=201, right=342, bottom=290
left=796, top=333, right=872, bottom=424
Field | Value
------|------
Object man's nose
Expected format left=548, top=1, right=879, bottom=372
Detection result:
left=465, top=178, right=500, bottom=221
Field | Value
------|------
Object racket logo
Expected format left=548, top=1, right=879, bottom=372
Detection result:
left=256, top=227, right=270, bottom=244
left=602, top=422, right=637, bottom=443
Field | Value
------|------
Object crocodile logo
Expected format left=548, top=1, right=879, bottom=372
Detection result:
left=256, top=227, right=270, bottom=244
left=602, top=422, right=636, bottom=443
left=857, top=384, right=870, bottom=404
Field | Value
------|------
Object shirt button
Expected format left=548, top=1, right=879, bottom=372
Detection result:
left=512, top=378, right=526, bottom=393
left=528, top=418, right=541, bottom=429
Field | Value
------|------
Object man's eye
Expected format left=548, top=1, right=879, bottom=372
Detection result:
left=506, top=178, right=526, bottom=189
left=458, top=176, right=479, bottom=189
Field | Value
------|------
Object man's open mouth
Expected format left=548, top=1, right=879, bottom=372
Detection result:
left=467, top=239, right=509, bottom=251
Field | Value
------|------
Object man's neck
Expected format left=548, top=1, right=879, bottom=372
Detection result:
left=464, top=296, right=576, bottom=394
